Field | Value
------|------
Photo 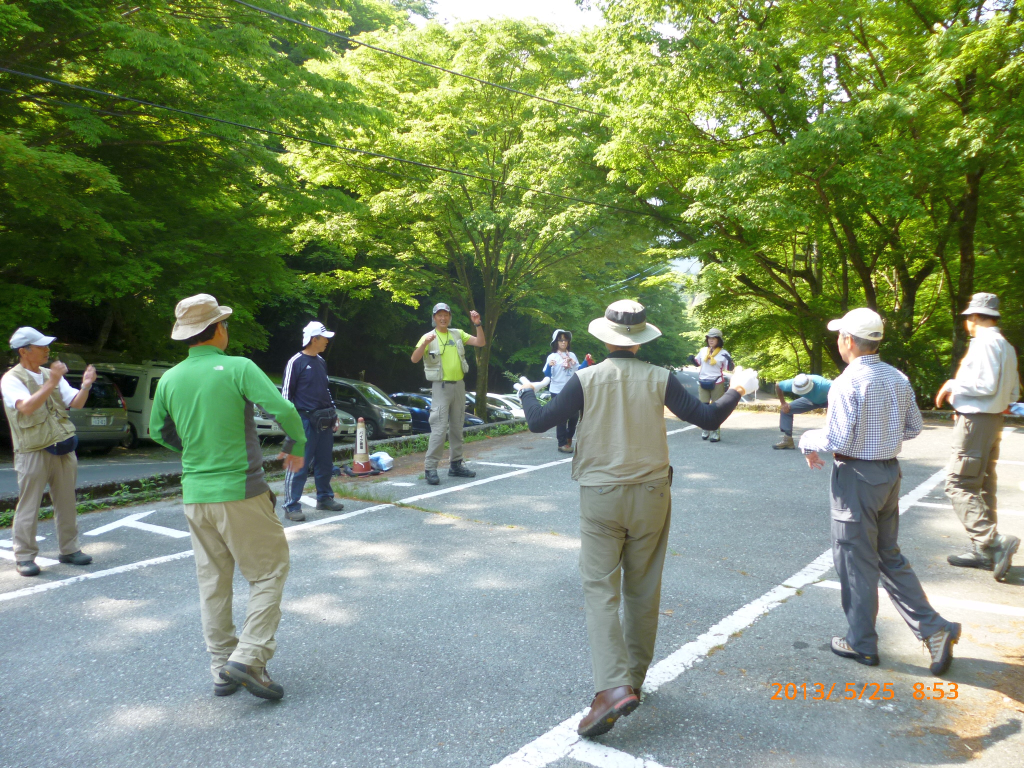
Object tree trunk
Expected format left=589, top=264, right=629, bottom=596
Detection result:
left=94, top=306, right=114, bottom=352
left=809, top=333, right=823, bottom=375
left=950, top=168, right=983, bottom=374
left=474, top=341, right=492, bottom=420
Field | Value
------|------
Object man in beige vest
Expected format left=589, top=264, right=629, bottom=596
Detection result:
left=519, top=300, right=755, bottom=738
left=1, top=327, right=97, bottom=576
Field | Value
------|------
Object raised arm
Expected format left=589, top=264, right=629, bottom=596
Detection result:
left=465, top=310, right=486, bottom=348
left=664, top=374, right=741, bottom=430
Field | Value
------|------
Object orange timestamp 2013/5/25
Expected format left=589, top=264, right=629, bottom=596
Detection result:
left=769, top=682, right=959, bottom=701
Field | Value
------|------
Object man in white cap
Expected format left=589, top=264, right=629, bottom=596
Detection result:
left=935, top=292, right=1020, bottom=580
left=772, top=372, right=832, bottom=449
left=800, top=308, right=960, bottom=676
left=1, top=327, right=97, bottom=576
left=150, top=295, right=307, bottom=699
left=279, top=321, right=344, bottom=521
left=520, top=300, right=755, bottom=738
left=410, top=302, right=485, bottom=485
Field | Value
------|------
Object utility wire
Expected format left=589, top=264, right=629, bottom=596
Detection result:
left=0, top=67, right=650, bottom=217
left=224, top=0, right=607, bottom=118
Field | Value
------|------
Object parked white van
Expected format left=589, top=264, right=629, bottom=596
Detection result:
left=92, top=362, right=174, bottom=447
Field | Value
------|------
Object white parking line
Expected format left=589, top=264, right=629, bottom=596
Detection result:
left=911, top=501, right=1024, bottom=517
left=492, top=467, right=947, bottom=768
left=84, top=510, right=191, bottom=539
left=814, top=580, right=1024, bottom=617
left=570, top=740, right=670, bottom=768
left=475, top=462, right=536, bottom=469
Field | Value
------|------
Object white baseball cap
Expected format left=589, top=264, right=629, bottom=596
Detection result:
left=302, top=321, right=335, bottom=348
left=9, top=326, right=56, bottom=349
left=826, top=308, right=884, bottom=341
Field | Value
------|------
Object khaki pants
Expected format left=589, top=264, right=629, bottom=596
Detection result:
left=184, top=491, right=290, bottom=682
left=579, top=477, right=672, bottom=692
left=944, top=412, right=1004, bottom=548
left=425, top=379, right=466, bottom=471
left=698, top=381, right=726, bottom=403
left=12, top=449, right=80, bottom=561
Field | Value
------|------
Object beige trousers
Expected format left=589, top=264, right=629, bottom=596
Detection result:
left=579, top=477, right=672, bottom=692
left=698, top=381, right=727, bottom=403
left=183, top=491, right=290, bottom=682
left=944, top=412, right=1004, bottom=548
left=12, top=449, right=80, bottom=561
left=425, top=379, right=466, bottom=470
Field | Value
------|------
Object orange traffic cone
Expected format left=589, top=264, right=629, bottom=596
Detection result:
left=351, top=417, right=373, bottom=475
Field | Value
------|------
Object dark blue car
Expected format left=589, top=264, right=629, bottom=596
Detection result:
left=390, top=392, right=484, bottom=434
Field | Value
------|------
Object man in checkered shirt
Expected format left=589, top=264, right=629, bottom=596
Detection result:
left=800, top=308, right=961, bottom=676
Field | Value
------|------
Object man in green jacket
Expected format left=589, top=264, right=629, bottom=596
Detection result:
left=150, top=294, right=306, bottom=700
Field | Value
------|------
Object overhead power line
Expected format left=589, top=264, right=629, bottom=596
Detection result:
left=224, top=0, right=607, bottom=118
left=0, top=67, right=650, bottom=217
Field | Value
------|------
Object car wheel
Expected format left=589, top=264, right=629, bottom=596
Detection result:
left=122, top=424, right=138, bottom=449
left=365, top=420, right=382, bottom=440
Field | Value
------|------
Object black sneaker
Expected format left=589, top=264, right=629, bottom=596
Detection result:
left=15, top=560, right=40, bottom=577
left=448, top=460, right=476, bottom=478
left=990, top=534, right=1020, bottom=582
left=425, top=469, right=440, bottom=485
left=284, top=509, right=306, bottom=522
left=830, top=636, right=879, bottom=666
left=57, top=550, right=92, bottom=566
left=924, top=623, right=961, bottom=676
left=947, top=544, right=994, bottom=571
left=220, top=661, right=284, bottom=700
left=316, top=498, right=345, bottom=512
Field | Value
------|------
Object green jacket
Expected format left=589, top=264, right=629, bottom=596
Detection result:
left=150, top=346, right=306, bottom=504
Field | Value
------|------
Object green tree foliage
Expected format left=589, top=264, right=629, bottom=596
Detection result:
left=593, top=0, right=1023, bottom=395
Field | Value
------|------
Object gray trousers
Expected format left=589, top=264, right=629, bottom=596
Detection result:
left=830, top=459, right=947, bottom=656
left=425, top=379, right=466, bottom=471
left=944, top=412, right=1003, bottom=548
left=779, top=397, right=821, bottom=435
left=579, top=477, right=671, bottom=692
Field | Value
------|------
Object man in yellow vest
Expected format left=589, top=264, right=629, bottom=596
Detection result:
left=410, top=302, right=485, bottom=485
left=1, top=327, right=97, bottom=576
left=519, top=300, right=754, bottom=738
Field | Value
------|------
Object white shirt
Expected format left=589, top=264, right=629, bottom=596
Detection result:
left=1, top=368, right=79, bottom=410
left=948, top=326, right=1020, bottom=414
left=694, top=346, right=733, bottom=384
left=544, top=352, right=580, bottom=394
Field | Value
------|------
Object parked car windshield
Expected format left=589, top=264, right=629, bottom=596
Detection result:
left=354, top=382, right=395, bottom=407
left=66, top=376, right=123, bottom=409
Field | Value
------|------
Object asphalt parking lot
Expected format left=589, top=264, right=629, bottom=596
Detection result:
left=0, top=411, right=1021, bottom=768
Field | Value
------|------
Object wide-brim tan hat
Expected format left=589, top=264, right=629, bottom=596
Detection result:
left=588, top=300, right=662, bottom=346
left=171, top=294, right=233, bottom=340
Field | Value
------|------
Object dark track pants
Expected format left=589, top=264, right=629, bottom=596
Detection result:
left=284, top=416, right=335, bottom=513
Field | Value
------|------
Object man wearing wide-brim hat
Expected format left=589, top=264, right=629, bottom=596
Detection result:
left=519, top=300, right=756, bottom=738
left=772, top=372, right=832, bottom=450
left=935, top=292, right=1021, bottom=580
left=149, top=294, right=308, bottom=700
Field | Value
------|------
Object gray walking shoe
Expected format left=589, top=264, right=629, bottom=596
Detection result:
left=316, top=498, right=345, bottom=512
left=830, top=636, right=879, bottom=666
left=448, top=460, right=476, bottom=478
left=57, top=550, right=92, bottom=565
left=773, top=435, right=795, bottom=450
left=220, top=661, right=284, bottom=700
left=990, top=534, right=1020, bottom=582
left=709, top=429, right=721, bottom=443
left=947, top=543, right=994, bottom=571
left=284, top=509, right=306, bottom=522
left=924, top=623, right=961, bottom=676
left=701, top=430, right=710, bottom=440
left=425, top=469, right=440, bottom=485
left=15, top=560, right=40, bottom=577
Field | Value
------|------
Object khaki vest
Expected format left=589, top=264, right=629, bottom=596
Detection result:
left=572, top=357, right=671, bottom=486
left=423, top=328, right=469, bottom=382
left=2, top=365, right=76, bottom=454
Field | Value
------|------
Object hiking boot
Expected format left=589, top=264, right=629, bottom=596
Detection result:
left=214, top=678, right=239, bottom=697
left=220, top=661, right=284, bottom=700
left=709, top=429, right=721, bottom=443
left=316, top=498, right=345, bottom=512
left=990, top=534, right=1020, bottom=582
left=701, top=430, right=710, bottom=440
left=830, top=636, right=879, bottom=666
left=947, top=543, right=994, bottom=571
left=448, top=460, right=476, bottom=478
left=557, top=443, right=573, bottom=454
left=284, top=509, right=306, bottom=522
left=924, top=623, right=961, bottom=676
left=773, top=434, right=795, bottom=450
left=15, top=560, right=40, bottom=577
left=425, top=469, right=440, bottom=485
left=57, top=550, right=92, bottom=566
left=577, top=686, right=639, bottom=738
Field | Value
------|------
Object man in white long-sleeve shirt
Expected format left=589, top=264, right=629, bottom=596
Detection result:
left=936, top=293, right=1021, bottom=581
left=800, top=308, right=959, bottom=676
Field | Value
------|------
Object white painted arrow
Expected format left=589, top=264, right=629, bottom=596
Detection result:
left=84, top=510, right=191, bottom=539
left=0, top=537, right=58, bottom=566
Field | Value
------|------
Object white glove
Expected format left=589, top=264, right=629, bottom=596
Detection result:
left=730, top=366, right=758, bottom=395
left=514, top=375, right=551, bottom=392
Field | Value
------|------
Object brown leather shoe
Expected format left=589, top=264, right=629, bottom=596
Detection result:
left=577, top=686, right=639, bottom=738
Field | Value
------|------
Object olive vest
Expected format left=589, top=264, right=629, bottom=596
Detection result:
left=423, top=328, right=469, bottom=382
left=572, top=357, right=671, bottom=486
left=2, top=365, right=76, bottom=454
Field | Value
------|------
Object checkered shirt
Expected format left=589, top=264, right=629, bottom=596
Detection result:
left=799, top=354, right=922, bottom=460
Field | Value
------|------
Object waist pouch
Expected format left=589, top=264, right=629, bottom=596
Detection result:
left=45, top=435, right=78, bottom=456
left=699, top=379, right=719, bottom=391
left=302, top=408, right=336, bottom=431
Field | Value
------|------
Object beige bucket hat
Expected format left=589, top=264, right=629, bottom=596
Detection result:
left=588, top=300, right=662, bottom=346
left=171, top=294, right=233, bottom=340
